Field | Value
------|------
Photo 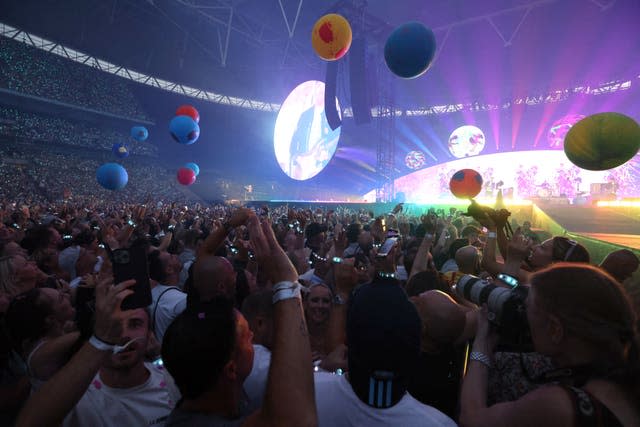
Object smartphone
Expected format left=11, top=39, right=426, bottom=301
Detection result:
left=376, top=237, right=398, bottom=257
left=112, top=246, right=152, bottom=310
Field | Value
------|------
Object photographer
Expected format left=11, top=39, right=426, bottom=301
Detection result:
left=459, top=264, right=640, bottom=427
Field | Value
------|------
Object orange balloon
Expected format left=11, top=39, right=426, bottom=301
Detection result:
left=311, top=14, right=352, bottom=61
left=449, top=169, right=483, bottom=199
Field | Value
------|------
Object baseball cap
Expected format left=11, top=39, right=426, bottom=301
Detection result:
left=346, top=281, right=421, bottom=408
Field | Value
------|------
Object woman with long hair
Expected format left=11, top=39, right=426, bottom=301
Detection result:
left=460, top=263, right=640, bottom=427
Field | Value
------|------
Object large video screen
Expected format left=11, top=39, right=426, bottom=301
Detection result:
left=273, top=80, right=341, bottom=180
left=393, top=150, right=640, bottom=203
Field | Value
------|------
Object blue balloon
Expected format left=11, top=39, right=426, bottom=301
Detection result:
left=185, top=162, right=200, bottom=176
left=112, top=143, right=130, bottom=159
left=170, top=116, right=200, bottom=145
left=131, top=126, right=149, bottom=142
left=96, top=163, right=128, bottom=190
left=384, top=22, right=436, bottom=79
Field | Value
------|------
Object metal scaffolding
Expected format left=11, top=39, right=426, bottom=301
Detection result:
left=375, top=68, right=395, bottom=203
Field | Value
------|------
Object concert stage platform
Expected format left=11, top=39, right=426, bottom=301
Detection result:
left=532, top=204, right=640, bottom=260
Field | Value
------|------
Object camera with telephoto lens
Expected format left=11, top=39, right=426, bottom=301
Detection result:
left=456, top=275, right=532, bottom=351
left=464, top=199, right=511, bottom=224
left=464, top=199, right=513, bottom=237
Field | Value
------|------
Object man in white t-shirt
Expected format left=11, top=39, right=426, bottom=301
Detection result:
left=64, top=308, right=176, bottom=427
left=314, top=281, right=456, bottom=427
left=148, top=249, right=187, bottom=343
left=240, top=290, right=274, bottom=411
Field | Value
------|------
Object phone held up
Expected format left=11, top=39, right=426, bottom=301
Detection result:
left=376, top=236, right=398, bottom=258
left=111, top=245, right=152, bottom=310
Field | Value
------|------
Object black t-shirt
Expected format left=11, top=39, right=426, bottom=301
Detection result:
left=407, top=345, right=467, bottom=419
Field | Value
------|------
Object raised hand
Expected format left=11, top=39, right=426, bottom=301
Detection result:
left=248, top=215, right=298, bottom=283
left=227, top=207, right=253, bottom=228
left=93, top=277, right=135, bottom=344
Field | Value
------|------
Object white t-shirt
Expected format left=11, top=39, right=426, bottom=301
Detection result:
left=150, top=285, right=187, bottom=343
left=314, top=372, right=457, bottom=427
left=63, top=362, right=175, bottom=427
left=243, top=344, right=271, bottom=412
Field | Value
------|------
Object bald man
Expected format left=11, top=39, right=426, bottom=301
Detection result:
left=455, top=245, right=482, bottom=275
left=192, top=255, right=238, bottom=303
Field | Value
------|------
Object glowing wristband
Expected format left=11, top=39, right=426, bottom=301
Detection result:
left=497, top=273, right=519, bottom=288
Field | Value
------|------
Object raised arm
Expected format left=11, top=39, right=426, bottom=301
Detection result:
left=16, top=278, right=135, bottom=427
left=324, top=259, right=358, bottom=353
left=409, top=233, right=435, bottom=280
left=200, top=208, right=253, bottom=255
left=244, top=216, right=317, bottom=427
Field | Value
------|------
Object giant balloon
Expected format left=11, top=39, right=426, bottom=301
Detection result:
left=96, top=163, right=128, bottom=190
left=112, top=143, right=130, bottom=159
left=185, top=162, right=200, bottom=177
left=384, top=22, right=436, bottom=79
left=564, top=112, right=640, bottom=171
left=449, top=169, right=483, bottom=199
left=170, top=116, right=200, bottom=145
left=311, top=14, right=352, bottom=61
left=130, top=126, right=148, bottom=142
left=177, top=167, right=196, bottom=186
left=175, top=105, right=200, bottom=123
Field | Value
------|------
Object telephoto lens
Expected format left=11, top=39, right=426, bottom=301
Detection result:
left=455, top=275, right=532, bottom=351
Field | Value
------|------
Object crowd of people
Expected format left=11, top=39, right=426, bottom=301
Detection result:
left=0, top=38, right=150, bottom=121
left=0, top=107, right=158, bottom=156
left=0, top=142, right=198, bottom=205
left=0, top=198, right=638, bottom=426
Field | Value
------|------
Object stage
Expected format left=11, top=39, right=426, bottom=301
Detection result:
left=527, top=204, right=640, bottom=264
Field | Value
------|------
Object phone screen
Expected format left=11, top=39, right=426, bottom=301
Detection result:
left=376, top=237, right=398, bottom=257
left=112, top=246, right=152, bottom=310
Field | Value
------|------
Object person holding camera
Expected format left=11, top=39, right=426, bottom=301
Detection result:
left=478, top=208, right=589, bottom=285
left=13, top=277, right=154, bottom=426
left=459, top=264, right=640, bottom=427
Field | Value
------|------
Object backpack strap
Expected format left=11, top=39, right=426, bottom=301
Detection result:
left=151, top=286, right=182, bottom=333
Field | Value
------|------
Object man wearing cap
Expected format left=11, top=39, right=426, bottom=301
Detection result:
left=314, top=277, right=456, bottom=426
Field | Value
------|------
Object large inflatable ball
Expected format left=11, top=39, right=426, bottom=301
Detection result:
left=311, top=14, right=352, bottom=61
left=177, top=167, right=196, bottom=186
left=130, top=126, right=149, bottom=142
left=112, top=143, right=130, bottom=159
left=185, top=162, right=200, bottom=177
left=563, top=112, right=640, bottom=171
left=384, top=22, right=436, bottom=79
left=96, top=163, right=128, bottom=191
left=170, top=116, right=200, bottom=145
left=176, top=105, right=200, bottom=123
left=449, top=169, right=483, bottom=199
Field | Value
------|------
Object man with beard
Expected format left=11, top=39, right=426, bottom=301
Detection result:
left=63, top=308, right=175, bottom=427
